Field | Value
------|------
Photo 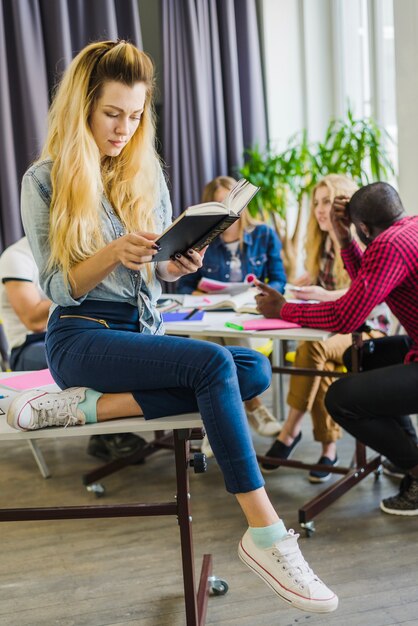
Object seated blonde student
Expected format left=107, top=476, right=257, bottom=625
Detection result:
left=177, top=176, right=287, bottom=455
left=7, top=40, right=337, bottom=613
left=0, top=237, right=146, bottom=463
left=259, top=175, right=389, bottom=481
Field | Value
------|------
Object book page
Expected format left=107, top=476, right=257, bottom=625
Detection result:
left=182, top=289, right=257, bottom=312
left=185, top=202, right=227, bottom=216
left=226, top=179, right=260, bottom=214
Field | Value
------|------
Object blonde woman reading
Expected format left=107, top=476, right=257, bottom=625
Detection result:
left=7, top=41, right=337, bottom=613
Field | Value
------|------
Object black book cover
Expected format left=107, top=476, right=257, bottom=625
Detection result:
left=152, top=213, right=238, bottom=262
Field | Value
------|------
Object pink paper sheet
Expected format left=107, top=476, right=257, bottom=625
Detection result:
left=241, top=318, right=301, bottom=331
left=0, top=369, right=55, bottom=390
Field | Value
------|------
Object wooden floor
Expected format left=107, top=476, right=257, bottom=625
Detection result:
left=1, top=403, right=418, bottom=626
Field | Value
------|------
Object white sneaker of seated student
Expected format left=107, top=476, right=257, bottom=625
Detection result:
left=201, top=434, right=214, bottom=459
left=7, top=388, right=88, bottom=430
left=239, top=529, right=338, bottom=613
left=245, top=404, right=281, bottom=437
left=202, top=405, right=281, bottom=459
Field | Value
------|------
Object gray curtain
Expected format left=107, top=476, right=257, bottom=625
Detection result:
left=0, top=0, right=142, bottom=253
left=161, top=0, right=267, bottom=217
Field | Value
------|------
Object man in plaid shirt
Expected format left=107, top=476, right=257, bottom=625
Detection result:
left=256, top=182, right=418, bottom=516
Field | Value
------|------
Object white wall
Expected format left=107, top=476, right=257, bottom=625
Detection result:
left=261, top=0, right=335, bottom=148
left=393, top=0, right=418, bottom=213
left=302, top=0, right=335, bottom=141
left=261, top=0, right=305, bottom=149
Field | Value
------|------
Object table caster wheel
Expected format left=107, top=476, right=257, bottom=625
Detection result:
left=86, top=483, right=105, bottom=497
left=300, top=521, right=315, bottom=537
left=208, top=575, right=229, bottom=596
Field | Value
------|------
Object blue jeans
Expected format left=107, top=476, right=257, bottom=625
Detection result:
left=46, top=301, right=270, bottom=493
left=11, top=341, right=47, bottom=371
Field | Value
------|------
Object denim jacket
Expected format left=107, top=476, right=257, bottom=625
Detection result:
left=177, top=223, right=287, bottom=294
left=20, top=159, right=172, bottom=334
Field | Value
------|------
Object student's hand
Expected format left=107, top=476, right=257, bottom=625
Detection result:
left=331, top=196, right=353, bottom=248
left=254, top=280, right=286, bottom=318
left=112, top=232, right=160, bottom=270
left=292, top=272, right=312, bottom=287
left=290, top=285, right=329, bottom=301
left=164, top=247, right=207, bottom=280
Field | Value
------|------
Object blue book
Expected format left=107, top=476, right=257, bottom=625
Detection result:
left=162, top=310, right=205, bottom=322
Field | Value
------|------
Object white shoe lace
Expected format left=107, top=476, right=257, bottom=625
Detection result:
left=31, top=393, right=83, bottom=428
left=272, top=530, right=318, bottom=590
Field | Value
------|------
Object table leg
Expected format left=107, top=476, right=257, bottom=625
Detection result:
left=272, top=338, right=285, bottom=420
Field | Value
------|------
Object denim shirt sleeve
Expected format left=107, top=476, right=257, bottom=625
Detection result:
left=176, top=268, right=201, bottom=294
left=20, top=164, right=87, bottom=306
left=265, top=227, right=287, bottom=293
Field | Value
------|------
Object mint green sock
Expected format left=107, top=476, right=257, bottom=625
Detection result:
left=249, top=520, right=288, bottom=549
left=78, top=389, right=103, bottom=423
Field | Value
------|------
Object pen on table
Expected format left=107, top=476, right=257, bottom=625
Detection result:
left=184, top=308, right=200, bottom=320
left=225, top=322, right=244, bottom=331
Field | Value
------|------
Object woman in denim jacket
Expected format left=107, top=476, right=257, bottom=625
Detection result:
left=177, top=178, right=286, bottom=294
left=178, top=177, right=287, bottom=450
left=7, top=41, right=337, bottom=613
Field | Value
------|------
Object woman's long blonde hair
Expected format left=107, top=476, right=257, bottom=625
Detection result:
left=305, top=174, right=359, bottom=289
left=201, top=176, right=259, bottom=247
left=40, top=40, right=159, bottom=279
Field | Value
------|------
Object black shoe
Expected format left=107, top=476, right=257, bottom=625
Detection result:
left=380, top=474, right=418, bottom=516
left=260, top=432, right=302, bottom=473
left=308, top=455, right=338, bottom=483
left=382, top=458, right=407, bottom=479
left=87, top=433, right=147, bottom=464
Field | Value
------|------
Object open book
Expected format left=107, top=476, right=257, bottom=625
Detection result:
left=182, top=290, right=258, bottom=314
left=152, top=178, right=260, bottom=262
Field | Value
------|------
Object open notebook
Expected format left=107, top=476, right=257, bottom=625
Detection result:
left=182, top=290, right=258, bottom=314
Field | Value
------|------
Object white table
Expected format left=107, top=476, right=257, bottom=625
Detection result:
left=163, top=311, right=332, bottom=419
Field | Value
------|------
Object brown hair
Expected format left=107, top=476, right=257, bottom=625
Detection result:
left=201, top=176, right=259, bottom=245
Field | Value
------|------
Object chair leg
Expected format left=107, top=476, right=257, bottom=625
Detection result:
left=173, top=429, right=212, bottom=626
left=27, top=440, right=51, bottom=479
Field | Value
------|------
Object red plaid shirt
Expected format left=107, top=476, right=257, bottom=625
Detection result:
left=317, top=236, right=337, bottom=291
left=282, top=216, right=418, bottom=363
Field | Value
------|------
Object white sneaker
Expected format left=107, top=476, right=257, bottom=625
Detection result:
left=238, top=529, right=338, bottom=613
left=200, top=434, right=214, bottom=459
left=7, top=387, right=88, bottom=431
left=245, top=404, right=281, bottom=437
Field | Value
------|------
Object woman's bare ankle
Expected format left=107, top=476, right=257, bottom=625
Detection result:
left=278, top=428, right=300, bottom=447
left=321, top=442, right=337, bottom=460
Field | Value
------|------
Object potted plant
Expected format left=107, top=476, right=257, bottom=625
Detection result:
left=314, top=108, right=395, bottom=183
left=238, top=108, right=396, bottom=281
